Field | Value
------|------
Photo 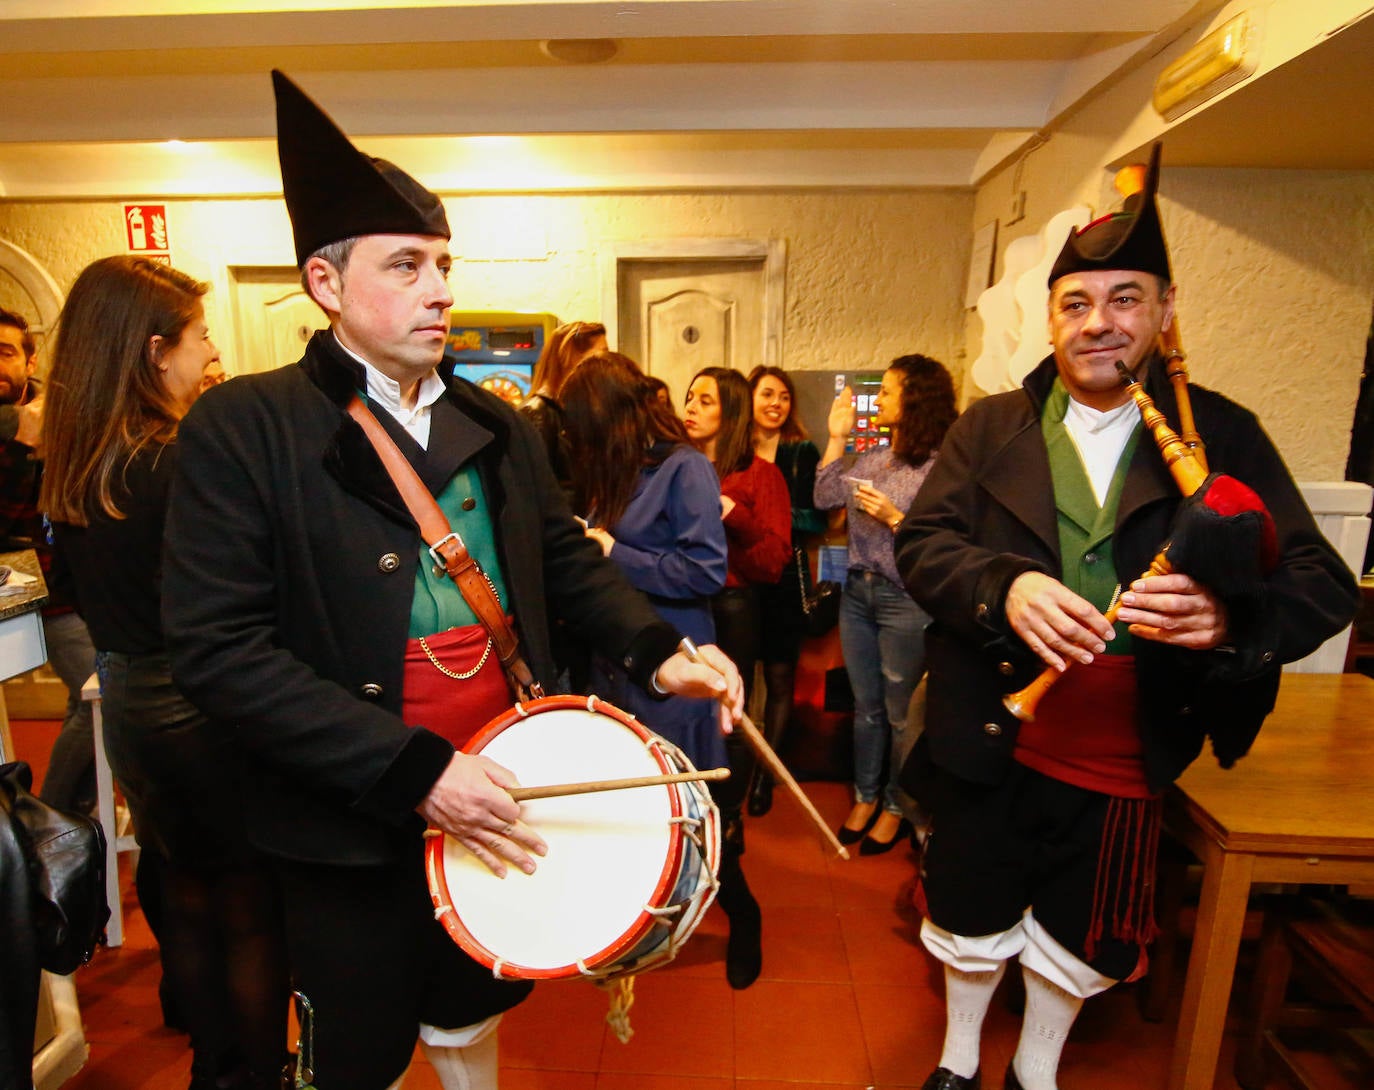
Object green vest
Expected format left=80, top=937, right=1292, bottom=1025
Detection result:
left=1041, top=380, right=1140, bottom=656
left=407, top=462, right=510, bottom=638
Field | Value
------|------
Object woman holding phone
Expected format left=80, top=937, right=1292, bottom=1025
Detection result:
left=814, top=354, right=957, bottom=854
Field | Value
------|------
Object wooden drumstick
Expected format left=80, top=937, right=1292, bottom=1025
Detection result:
left=677, top=638, right=851, bottom=860
left=508, top=768, right=729, bottom=802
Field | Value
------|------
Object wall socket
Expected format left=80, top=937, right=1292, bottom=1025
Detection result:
left=1007, top=190, right=1027, bottom=226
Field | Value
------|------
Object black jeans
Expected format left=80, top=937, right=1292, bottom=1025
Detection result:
left=711, top=586, right=761, bottom=813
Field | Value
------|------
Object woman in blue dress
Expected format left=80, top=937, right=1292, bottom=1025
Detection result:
left=562, top=351, right=763, bottom=989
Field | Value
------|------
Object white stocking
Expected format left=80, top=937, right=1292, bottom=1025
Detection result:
left=419, top=1029, right=499, bottom=1090
left=1012, top=966, right=1084, bottom=1090
left=937, top=961, right=1007, bottom=1079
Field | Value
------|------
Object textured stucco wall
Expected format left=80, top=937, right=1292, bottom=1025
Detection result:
left=0, top=187, right=973, bottom=386
left=970, top=165, right=1374, bottom=480
left=1164, top=168, right=1374, bottom=479
left=964, top=9, right=1374, bottom=482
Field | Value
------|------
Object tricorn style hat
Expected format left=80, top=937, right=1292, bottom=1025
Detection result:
left=272, top=70, right=450, bottom=266
left=1048, top=142, right=1171, bottom=288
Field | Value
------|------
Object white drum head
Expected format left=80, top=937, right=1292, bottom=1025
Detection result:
left=432, top=703, right=685, bottom=977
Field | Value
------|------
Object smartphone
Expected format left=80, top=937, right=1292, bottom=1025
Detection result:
left=843, top=476, right=873, bottom=494
left=834, top=373, right=847, bottom=395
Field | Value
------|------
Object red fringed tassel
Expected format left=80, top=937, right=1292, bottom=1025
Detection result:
left=1085, top=795, right=1162, bottom=961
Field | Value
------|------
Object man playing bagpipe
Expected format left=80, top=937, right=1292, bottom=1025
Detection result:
left=894, top=144, right=1360, bottom=1090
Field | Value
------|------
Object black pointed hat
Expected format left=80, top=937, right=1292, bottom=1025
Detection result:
left=272, top=70, right=450, bottom=266
left=1048, top=142, right=1171, bottom=288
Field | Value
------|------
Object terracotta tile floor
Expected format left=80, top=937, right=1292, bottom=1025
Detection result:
left=10, top=718, right=1272, bottom=1089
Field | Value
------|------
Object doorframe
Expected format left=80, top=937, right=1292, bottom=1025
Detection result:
left=599, top=238, right=787, bottom=369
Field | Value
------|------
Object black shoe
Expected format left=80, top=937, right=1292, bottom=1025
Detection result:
left=724, top=893, right=762, bottom=989
left=1003, top=1059, right=1024, bottom=1090
left=920, top=1067, right=980, bottom=1090
left=860, top=817, right=913, bottom=856
left=837, top=805, right=880, bottom=845
left=747, top=773, right=774, bottom=817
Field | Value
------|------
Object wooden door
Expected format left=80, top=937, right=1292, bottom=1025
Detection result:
left=230, top=267, right=328, bottom=376
left=618, top=258, right=768, bottom=410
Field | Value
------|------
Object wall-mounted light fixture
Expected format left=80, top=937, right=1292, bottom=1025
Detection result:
left=1152, top=12, right=1258, bottom=122
left=540, top=38, right=618, bottom=64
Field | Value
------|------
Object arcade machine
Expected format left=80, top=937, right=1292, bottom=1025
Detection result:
left=444, top=311, right=559, bottom=406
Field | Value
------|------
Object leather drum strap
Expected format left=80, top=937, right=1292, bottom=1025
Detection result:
left=345, top=395, right=543, bottom=702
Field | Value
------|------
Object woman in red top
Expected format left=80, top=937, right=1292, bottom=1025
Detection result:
left=683, top=366, right=790, bottom=990
left=684, top=367, right=791, bottom=701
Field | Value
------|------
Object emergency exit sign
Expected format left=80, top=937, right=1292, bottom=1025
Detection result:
left=124, top=204, right=169, bottom=254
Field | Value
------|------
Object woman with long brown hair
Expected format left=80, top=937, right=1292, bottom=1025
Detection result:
left=562, top=353, right=766, bottom=987
left=682, top=364, right=790, bottom=989
left=562, top=352, right=727, bottom=764
left=518, top=319, right=607, bottom=488
left=683, top=366, right=792, bottom=702
left=745, top=364, right=826, bottom=815
left=42, top=256, right=286, bottom=1090
left=815, top=353, right=958, bottom=855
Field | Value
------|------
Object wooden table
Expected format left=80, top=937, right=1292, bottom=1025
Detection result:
left=1165, top=672, right=1374, bottom=1090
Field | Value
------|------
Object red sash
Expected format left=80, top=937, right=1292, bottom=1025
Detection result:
left=1012, top=653, right=1161, bottom=960
left=1013, top=654, right=1152, bottom=799
left=402, top=622, right=512, bottom=749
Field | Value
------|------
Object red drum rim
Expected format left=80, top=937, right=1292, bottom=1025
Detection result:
left=425, top=693, right=694, bottom=980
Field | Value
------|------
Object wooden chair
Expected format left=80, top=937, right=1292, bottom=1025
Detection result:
left=81, top=673, right=138, bottom=947
left=1236, top=895, right=1374, bottom=1089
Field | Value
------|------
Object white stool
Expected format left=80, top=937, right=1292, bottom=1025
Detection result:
left=81, top=672, right=138, bottom=947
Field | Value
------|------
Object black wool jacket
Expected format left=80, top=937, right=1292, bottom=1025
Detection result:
left=164, top=331, right=679, bottom=865
left=895, top=354, right=1359, bottom=795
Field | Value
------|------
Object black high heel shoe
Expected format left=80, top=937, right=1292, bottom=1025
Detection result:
left=860, top=817, right=913, bottom=856
left=837, top=805, right=881, bottom=846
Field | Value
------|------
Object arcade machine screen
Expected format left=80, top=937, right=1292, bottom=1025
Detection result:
left=444, top=315, right=553, bottom=407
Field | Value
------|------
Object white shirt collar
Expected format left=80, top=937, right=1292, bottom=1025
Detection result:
left=1062, top=396, right=1139, bottom=506
left=333, top=333, right=446, bottom=449
left=1063, top=396, right=1137, bottom=435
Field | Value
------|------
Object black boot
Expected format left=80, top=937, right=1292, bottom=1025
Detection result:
left=725, top=896, right=762, bottom=989
left=717, top=821, right=762, bottom=989
left=747, top=771, right=774, bottom=817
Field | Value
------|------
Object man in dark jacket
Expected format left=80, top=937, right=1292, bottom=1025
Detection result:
left=163, top=72, right=741, bottom=1090
left=0, top=308, right=98, bottom=814
left=895, top=147, right=1358, bottom=1090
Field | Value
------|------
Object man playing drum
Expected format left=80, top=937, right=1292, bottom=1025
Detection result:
left=894, top=145, right=1357, bottom=1090
left=163, top=71, right=742, bottom=1090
